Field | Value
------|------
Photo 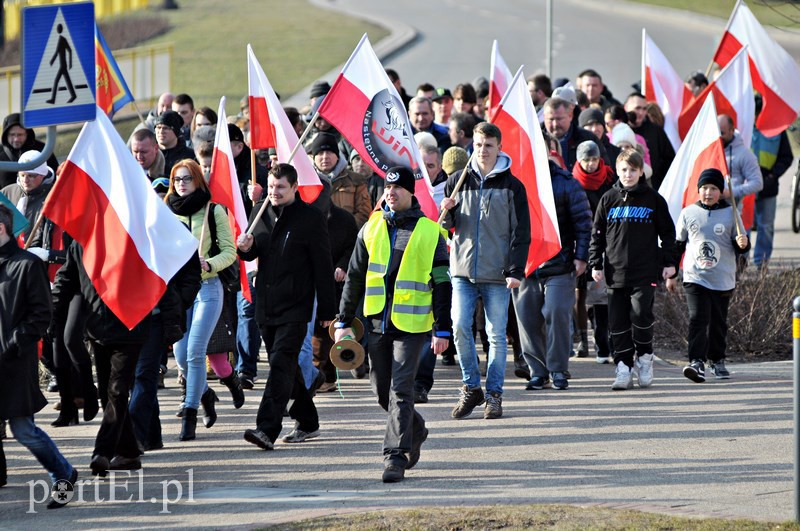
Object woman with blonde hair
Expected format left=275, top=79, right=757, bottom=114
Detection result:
left=164, top=159, right=236, bottom=441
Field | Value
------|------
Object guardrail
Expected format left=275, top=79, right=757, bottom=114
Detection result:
left=0, top=42, right=172, bottom=119
left=3, top=0, right=155, bottom=42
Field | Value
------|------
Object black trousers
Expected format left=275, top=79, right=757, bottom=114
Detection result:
left=607, top=285, right=655, bottom=367
left=92, top=342, right=142, bottom=459
left=255, top=322, right=318, bottom=443
left=684, top=283, right=732, bottom=363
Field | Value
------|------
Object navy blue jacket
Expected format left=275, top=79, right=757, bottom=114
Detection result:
left=532, top=161, right=592, bottom=278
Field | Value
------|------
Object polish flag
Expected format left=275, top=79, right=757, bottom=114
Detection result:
left=679, top=46, right=754, bottom=149
left=42, top=108, right=198, bottom=329
left=659, top=94, right=728, bottom=225
left=317, top=34, right=437, bottom=219
left=488, top=40, right=513, bottom=122
left=492, top=67, right=561, bottom=274
left=247, top=44, right=322, bottom=203
left=207, top=97, right=253, bottom=302
left=712, top=0, right=800, bottom=136
left=642, top=30, right=690, bottom=152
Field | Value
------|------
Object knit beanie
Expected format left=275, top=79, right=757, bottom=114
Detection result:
left=697, top=168, right=725, bottom=191
left=576, top=140, right=600, bottom=161
left=155, top=110, right=183, bottom=137
left=385, top=166, right=416, bottom=195
left=442, top=146, right=469, bottom=175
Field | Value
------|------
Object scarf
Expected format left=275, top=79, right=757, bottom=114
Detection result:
left=166, top=187, right=211, bottom=216
left=572, top=159, right=614, bottom=191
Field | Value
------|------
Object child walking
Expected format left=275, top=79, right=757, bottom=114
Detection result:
left=589, top=149, right=676, bottom=390
left=666, top=168, right=749, bottom=382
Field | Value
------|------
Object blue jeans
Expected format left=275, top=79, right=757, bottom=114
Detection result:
left=753, top=195, right=776, bottom=266
left=236, top=274, right=261, bottom=377
left=174, top=277, right=223, bottom=409
left=298, top=296, right=320, bottom=390
left=8, top=416, right=73, bottom=484
left=130, top=315, right=164, bottom=448
left=451, top=277, right=510, bottom=395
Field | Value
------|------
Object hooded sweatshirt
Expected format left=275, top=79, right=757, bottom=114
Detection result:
left=0, top=114, right=59, bottom=189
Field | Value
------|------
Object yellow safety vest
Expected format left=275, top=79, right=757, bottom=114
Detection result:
left=363, top=211, right=439, bottom=333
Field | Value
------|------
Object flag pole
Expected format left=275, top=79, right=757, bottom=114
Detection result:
left=641, top=29, right=647, bottom=97
left=130, top=100, right=146, bottom=124
left=244, top=110, right=320, bottom=235
left=23, top=213, right=45, bottom=249
left=725, top=175, right=744, bottom=237
left=705, top=0, right=741, bottom=78
left=438, top=66, right=525, bottom=225
left=250, top=146, right=257, bottom=187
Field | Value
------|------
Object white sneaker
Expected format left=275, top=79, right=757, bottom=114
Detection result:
left=636, top=353, right=654, bottom=388
left=596, top=356, right=611, bottom=364
left=611, top=361, right=633, bottom=390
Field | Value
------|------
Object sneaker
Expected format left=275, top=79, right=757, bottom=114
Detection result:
left=382, top=464, right=405, bottom=483
left=450, top=385, right=485, bottom=419
left=513, top=357, right=530, bottom=380
left=611, top=361, right=633, bottom=390
left=244, top=429, right=274, bottom=450
left=525, top=376, right=550, bottom=390
left=596, top=356, right=611, bottom=364
left=483, top=392, right=503, bottom=419
left=46, top=374, right=59, bottom=393
left=551, top=372, right=569, bottom=390
left=239, top=373, right=256, bottom=390
left=351, top=362, right=368, bottom=379
left=281, top=427, right=320, bottom=443
left=310, top=370, right=326, bottom=397
left=158, top=365, right=167, bottom=389
left=636, top=353, right=654, bottom=388
left=413, top=387, right=429, bottom=404
left=710, top=360, right=731, bottom=379
left=109, top=455, right=142, bottom=471
left=406, top=427, right=429, bottom=470
left=440, top=353, right=456, bottom=366
left=683, top=359, right=706, bottom=383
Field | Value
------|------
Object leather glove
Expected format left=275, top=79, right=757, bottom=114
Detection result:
left=163, top=324, right=185, bottom=346
left=27, top=247, right=50, bottom=262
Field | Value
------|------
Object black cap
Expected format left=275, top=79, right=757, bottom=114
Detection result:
left=310, top=132, right=339, bottom=157
left=227, top=123, right=244, bottom=143
left=432, top=87, right=453, bottom=102
left=578, top=108, right=604, bottom=128
left=385, top=166, right=416, bottom=195
left=155, top=110, right=183, bottom=137
left=697, top=168, right=724, bottom=192
left=310, top=80, right=331, bottom=98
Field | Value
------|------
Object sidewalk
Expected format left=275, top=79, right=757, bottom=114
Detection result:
left=0, top=353, right=793, bottom=528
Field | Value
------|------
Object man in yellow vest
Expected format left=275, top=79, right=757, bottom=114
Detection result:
left=335, top=165, right=451, bottom=484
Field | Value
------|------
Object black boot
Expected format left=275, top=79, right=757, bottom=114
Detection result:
left=179, top=408, right=197, bottom=441
left=175, top=377, right=186, bottom=418
left=220, top=373, right=244, bottom=409
left=200, top=388, right=219, bottom=428
left=51, top=400, right=79, bottom=427
left=79, top=363, right=100, bottom=422
left=513, top=351, right=530, bottom=380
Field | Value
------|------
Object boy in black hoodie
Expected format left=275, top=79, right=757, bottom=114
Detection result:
left=588, top=149, right=676, bottom=391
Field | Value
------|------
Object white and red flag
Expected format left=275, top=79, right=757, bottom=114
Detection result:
left=487, top=40, right=513, bottom=122
left=679, top=46, right=754, bottom=149
left=317, top=34, right=437, bottom=219
left=247, top=44, right=322, bottom=203
left=492, top=67, right=561, bottom=274
left=42, top=108, right=198, bottom=329
left=712, top=0, right=800, bottom=136
left=659, top=94, right=728, bottom=225
left=207, top=96, right=253, bottom=302
left=642, top=30, right=689, bottom=152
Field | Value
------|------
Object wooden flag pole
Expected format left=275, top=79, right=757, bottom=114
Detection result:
left=726, top=175, right=744, bottom=238
left=198, top=203, right=211, bottom=257
left=23, top=213, right=45, bottom=250
left=437, top=151, right=476, bottom=225
left=245, top=111, right=320, bottom=235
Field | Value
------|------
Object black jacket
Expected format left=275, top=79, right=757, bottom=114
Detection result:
left=339, top=200, right=452, bottom=336
left=632, top=118, right=675, bottom=191
left=239, top=194, right=337, bottom=327
left=52, top=242, right=150, bottom=346
left=532, top=161, right=592, bottom=279
left=0, top=239, right=52, bottom=419
left=589, top=180, right=676, bottom=287
left=0, top=113, right=59, bottom=189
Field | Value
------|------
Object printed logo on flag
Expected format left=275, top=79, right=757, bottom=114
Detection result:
left=362, top=89, right=422, bottom=179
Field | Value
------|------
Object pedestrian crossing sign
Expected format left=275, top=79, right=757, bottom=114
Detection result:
left=21, top=2, right=96, bottom=128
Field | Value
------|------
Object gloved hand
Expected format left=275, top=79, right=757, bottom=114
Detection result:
left=27, top=247, right=50, bottom=262
left=163, top=324, right=185, bottom=346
